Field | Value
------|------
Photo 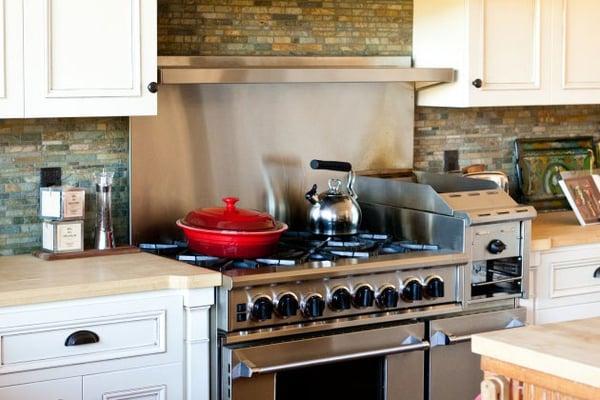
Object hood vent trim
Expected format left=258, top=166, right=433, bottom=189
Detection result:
left=158, top=56, right=454, bottom=88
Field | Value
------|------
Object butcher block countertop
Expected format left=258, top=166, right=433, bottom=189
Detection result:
left=471, top=317, right=600, bottom=389
left=0, top=252, right=221, bottom=307
left=531, top=211, right=600, bottom=251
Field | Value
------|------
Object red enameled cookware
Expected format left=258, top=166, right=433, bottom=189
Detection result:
left=176, top=197, right=288, bottom=258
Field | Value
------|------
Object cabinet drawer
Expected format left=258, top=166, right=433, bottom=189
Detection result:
left=0, top=376, right=81, bottom=399
left=0, top=295, right=182, bottom=374
left=551, top=259, right=600, bottom=298
left=83, top=363, right=182, bottom=400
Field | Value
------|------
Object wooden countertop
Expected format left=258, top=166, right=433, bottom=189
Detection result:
left=472, top=318, right=600, bottom=389
left=531, top=211, right=600, bottom=251
left=0, top=253, right=221, bottom=307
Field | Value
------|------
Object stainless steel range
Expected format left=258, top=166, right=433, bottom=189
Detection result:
left=129, top=60, right=530, bottom=400
left=145, top=172, right=535, bottom=400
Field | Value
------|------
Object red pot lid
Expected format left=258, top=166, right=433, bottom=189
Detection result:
left=183, top=197, right=278, bottom=231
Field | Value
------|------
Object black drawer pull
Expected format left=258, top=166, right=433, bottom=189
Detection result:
left=65, top=330, right=100, bottom=346
left=594, top=267, right=600, bottom=279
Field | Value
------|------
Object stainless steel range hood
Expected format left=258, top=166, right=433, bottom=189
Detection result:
left=158, top=56, right=454, bottom=88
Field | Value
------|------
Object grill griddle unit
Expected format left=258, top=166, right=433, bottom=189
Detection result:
left=356, top=171, right=537, bottom=228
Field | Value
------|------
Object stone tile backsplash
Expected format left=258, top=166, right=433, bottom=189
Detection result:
left=414, top=105, right=600, bottom=177
left=158, top=0, right=413, bottom=56
left=2, top=0, right=600, bottom=255
left=0, top=118, right=129, bottom=255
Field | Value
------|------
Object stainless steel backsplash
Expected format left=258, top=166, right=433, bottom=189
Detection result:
left=130, top=83, right=415, bottom=244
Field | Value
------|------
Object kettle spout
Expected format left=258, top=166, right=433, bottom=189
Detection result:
left=305, top=184, right=319, bottom=205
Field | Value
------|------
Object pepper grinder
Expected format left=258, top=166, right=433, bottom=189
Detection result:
left=94, top=170, right=115, bottom=250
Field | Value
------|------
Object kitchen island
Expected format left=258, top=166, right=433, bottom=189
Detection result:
left=0, top=252, right=221, bottom=400
left=472, top=317, right=600, bottom=400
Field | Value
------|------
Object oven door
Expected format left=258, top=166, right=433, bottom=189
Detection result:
left=428, top=308, right=526, bottom=400
left=221, top=322, right=427, bottom=400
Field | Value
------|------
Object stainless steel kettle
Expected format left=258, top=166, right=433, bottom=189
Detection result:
left=305, top=160, right=362, bottom=236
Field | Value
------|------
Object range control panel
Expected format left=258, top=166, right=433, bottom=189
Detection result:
left=224, top=265, right=460, bottom=331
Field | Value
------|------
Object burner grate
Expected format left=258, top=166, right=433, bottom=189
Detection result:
left=139, top=232, right=442, bottom=271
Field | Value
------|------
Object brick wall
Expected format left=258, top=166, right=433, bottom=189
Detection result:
left=414, top=106, right=600, bottom=175
left=0, top=118, right=129, bottom=255
left=158, top=0, right=413, bottom=56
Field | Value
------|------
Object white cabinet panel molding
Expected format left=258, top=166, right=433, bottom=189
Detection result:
left=550, top=257, right=600, bottom=298
left=0, top=0, right=24, bottom=117
left=558, top=0, right=600, bottom=89
left=0, top=0, right=6, bottom=99
left=24, top=0, right=157, bottom=117
left=43, top=0, right=142, bottom=98
left=83, top=364, right=182, bottom=400
left=477, top=0, right=543, bottom=91
left=0, top=376, right=82, bottom=400
left=98, top=385, right=166, bottom=400
left=414, top=0, right=552, bottom=107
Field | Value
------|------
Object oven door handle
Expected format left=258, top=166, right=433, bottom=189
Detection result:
left=232, top=340, right=430, bottom=379
left=430, top=319, right=525, bottom=347
left=430, top=331, right=471, bottom=346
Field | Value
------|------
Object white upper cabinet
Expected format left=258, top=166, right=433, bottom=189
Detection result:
left=414, top=0, right=552, bottom=107
left=414, top=0, right=600, bottom=107
left=551, top=0, right=600, bottom=104
left=0, top=0, right=156, bottom=118
left=0, top=0, right=24, bottom=118
left=468, top=0, right=551, bottom=105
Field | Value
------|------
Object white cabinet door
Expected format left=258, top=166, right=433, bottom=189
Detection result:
left=0, top=0, right=23, bottom=118
left=83, top=364, right=182, bottom=400
left=0, top=377, right=82, bottom=400
left=468, top=0, right=552, bottom=106
left=23, top=0, right=157, bottom=117
left=532, top=244, right=600, bottom=324
left=551, top=0, right=600, bottom=104
left=414, top=0, right=552, bottom=107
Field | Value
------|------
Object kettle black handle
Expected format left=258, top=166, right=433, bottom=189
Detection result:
left=310, top=160, right=352, bottom=172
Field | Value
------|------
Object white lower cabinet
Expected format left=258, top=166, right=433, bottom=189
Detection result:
left=0, top=376, right=82, bottom=400
left=0, top=288, right=214, bottom=400
left=83, top=364, right=182, bottom=400
left=525, top=243, right=600, bottom=324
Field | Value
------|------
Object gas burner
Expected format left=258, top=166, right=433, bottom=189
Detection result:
left=139, top=242, right=187, bottom=256
left=224, top=259, right=261, bottom=270
left=256, top=248, right=306, bottom=266
left=176, top=252, right=226, bottom=268
left=307, top=251, right=338, bottom=262
left=379, top=241, right=440, bottom=255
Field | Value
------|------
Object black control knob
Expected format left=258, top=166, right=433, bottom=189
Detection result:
left=472, top=78, right=483, bottom=88
left=303, top=294, right=326, bottom=318
left=376, top=285, right=399, bottom=309
left=425, top=276, right=445, bottom=299
left=353, top=284, right=375, bottom=308
left=329, top=287, right=352, bottom=311
left=250, top=296, right=273, bottom=321
left=402, top=279, right=423, bottom=302
left=275, top=293, right=299, bottom=318
left=488, top=239, right=507, bottom=255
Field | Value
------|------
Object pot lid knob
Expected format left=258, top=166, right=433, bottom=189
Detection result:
left=328, top=179, right=343, bottom=194
left=223, top=197, right=240, bottom=212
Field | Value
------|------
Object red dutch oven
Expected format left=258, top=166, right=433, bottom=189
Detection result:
left=176, top=197, right=288, bottom=258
